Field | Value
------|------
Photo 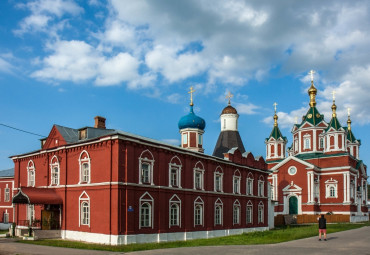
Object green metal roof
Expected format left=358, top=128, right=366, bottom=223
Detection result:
left=266, top=126, right=287, bottom=141
left=295, top=152, right=347, bottom=160
left=343, top=127, right=359, bottom=143
left=299, top=107, right=325, bottom=127
left=326, top=116, right=342, bottom=131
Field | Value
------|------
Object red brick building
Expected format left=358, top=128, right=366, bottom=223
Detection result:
left=11, top=96, right=270, bottom=244
left=266, top=73, right=368, bottom=221
left=0, top=168, right=14, bottom=229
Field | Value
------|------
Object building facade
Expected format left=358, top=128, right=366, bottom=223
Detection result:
left=266, top=72, right=368, bottom=221
left=11, top=95, right=270, bottom=244
left=0, top=168, right=14, bottom=229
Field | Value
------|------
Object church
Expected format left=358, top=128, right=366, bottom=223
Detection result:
left=10, top=88, right=270, bottom=245
left=266, top=71, right=368, bottom=222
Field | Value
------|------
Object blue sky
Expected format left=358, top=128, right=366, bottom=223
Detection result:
left=1, top=0, right=370, bottom=174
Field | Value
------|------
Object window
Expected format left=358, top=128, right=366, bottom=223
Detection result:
left=79, top=151, right=91, bottom=184
left=198, top=134, right=202, bottom=145
left=79, top=191, right=90, bottom=227
left=258, top=202, right=264, bottom=224
left=169, top=194, right=181, bottom=227
left=325, top=178, right=338, bottom=198
left=233, top=200, right=241, bottom=225
left=182, top=133, right=188, bottom=144
left=81, top=202, right=89, bottom=225
left=233, top=170, right=241, bottom=194
left=193, top=163, right=205, bottom=190
left=27, top=204, right=35, bottom=224
left=223, top=119, right=226, bottom=129
left=139, top=150, right=154, bottom=185
left=27, top=160, right=35, bottom=187
left=50, top=156, right=60, bottom=186
left=304, top=137, right=311, bottom=149
left=350, top=182, right=355, bottom=198
left=170, top=204, right=179, bottom=226
left=246, top=201, right=253, bottom=224
left=3, top=212, right=9, bottom=224
left=139, top=192, right=154, bottom=229
left=214, top=167, right=223, bottom=192
left=4, top=187, right=10, bottom=202
left=141, top=203, right=151, bottom=227
left=170, top=167, right=178, bottom=186
left=214, top=199, right=223, bottom=226
left=169, top=157, right=182, bottom=188
left=319, top=138, right=324, bottom=149
left=194, top=197, right=204, bottom=226
left=288, top=166, right=297, bottom=175
left=247, top=174, right=254, bottom=195
left=294, top=139, right=298, bottom=152
left=258, top=176, right=265, bottom=197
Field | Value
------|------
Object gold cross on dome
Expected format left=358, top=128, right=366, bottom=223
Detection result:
left=331, top=90, right=336, bottom=101
left=347, top=107, right=351, bottom=117
left=273, top=102, right=278, bottom=113
left=309, top=70, right=315, bottom=82
left=226, top=91, right=233, bottom=105
left=188, top=86, right=195, bottom=106
left=295, top=116, right=298, bottom=124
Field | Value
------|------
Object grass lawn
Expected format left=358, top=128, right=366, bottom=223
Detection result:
left=0, top=229, right=9, bottom=234
left=19, top=222, right=370, bottom=253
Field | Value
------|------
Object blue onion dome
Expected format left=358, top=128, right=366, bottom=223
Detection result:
left=178, top=105, right=206, bottom=130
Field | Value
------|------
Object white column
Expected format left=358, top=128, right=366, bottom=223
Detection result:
left=298, top=131, right=302, bottom=153
left=274, top=143, right=277, bottom=158
left=343, top=173, right=347, bottom=203
left=313, top=129, right=317, bottom=151
left=307, top=172, right=311, bottom=203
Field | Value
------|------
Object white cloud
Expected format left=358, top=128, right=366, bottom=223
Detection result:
left=95, top=52, right=139, bottom=86
left=263, top=107, right=307, bottom=129
left=15, top=0, right=83, bottom=34
left=161, top=139, right=180, bottom=146
left=235, top=102, right=259, bottom=115
left=0, top=58, right=14, bottom=74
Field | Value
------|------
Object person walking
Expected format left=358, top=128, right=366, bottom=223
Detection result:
left=318, top=214, right=327, bottom=241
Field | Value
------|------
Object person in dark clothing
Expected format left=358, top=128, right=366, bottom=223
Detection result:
left=318, top=214, right=327, bottom=241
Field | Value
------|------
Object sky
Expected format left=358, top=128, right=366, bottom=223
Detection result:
left=1, top=0, right=370, bottom=174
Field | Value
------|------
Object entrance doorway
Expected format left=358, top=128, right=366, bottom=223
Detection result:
left=289, top=196, right=298, bottom=215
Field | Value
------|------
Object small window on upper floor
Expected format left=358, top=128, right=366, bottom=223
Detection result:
left=50, top=156, right=60, bottom=186
left=139, top=150, right=154, bottom=185
left=304, top=138, right=311, bottom=149
left=79, top=151, right=91, bottom=184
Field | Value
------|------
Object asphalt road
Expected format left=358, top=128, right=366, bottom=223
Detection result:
left=1, top=226, right=369, bottom=255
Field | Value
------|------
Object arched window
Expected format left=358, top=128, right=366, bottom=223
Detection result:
left=139, top=192, right=154, bottom=228
left=319, top=138, right=324, bottom=149
left=233, top=170, right=241, bottom=194
left=79, top=151, right=91, bottom=184
left=141, top=203, right=151, bottom=227
left=169, top=156, right=182, bottom=188
left=214, top=198, right=223, bottom=226
left=139, top=150, right=155, bottom=185
left=214, top=167, right=223, bottom=192
left=325, top=178, right=338, bottom=198
left=169, top=194, right=181, bottom=227
left=258, top=202, right=264, bottom=224
left=194, top=196, right=204, bottom=226
left=50, top=156, right=60, bottom=186
left=194, top=162, right=205, bottom=190
left=246, top=201, right=253, bottom=224
left=81, top=202, right=89, bottom=225
left=247, top=173, right=254, bottom=195
left=304, top=138, right=310, bottom=149
left=258, top=176, right=265, bottom=197
left=27, top=160, right=35, bottom=187
left=233, top=200, right=241, bottom=225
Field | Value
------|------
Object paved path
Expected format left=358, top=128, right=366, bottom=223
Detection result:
left=1, top=227, right=370, bottom=255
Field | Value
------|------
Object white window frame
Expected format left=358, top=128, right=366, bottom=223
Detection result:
left=247, top=174, right=254, bottom=195
left=294, top=139, right=298, bottom=152
left=27, top=204, right=35, bottom=224
left=325, top=178, right=338, bottom=198
left=4, top=186, right=10, bottom=202
left=138, top=150, right=155, bottom=185
left=258, top=201, right=264, bottom=224
left=214, top=198, right=223, bottom=226
left=319, top=137, right=324, bottom=149
left=169, top=194, right=181, bottom=228
left=233, top=170, right=241, bottom=194
left=182, top=133, right=188, bottom=145
left=258, top=176, right=265, bottom=197
left=79, top=191, right=90, bottom=227
left=214, top=167, right=223, bottom=192
left=194, top=196, right=204, bottom=227
left=193, top=165, right=205, bottom=190
left=27, top=160, right=35, bottom=187
left=50, top=155, right=60, bottom=186
left=139, top=192, right=154, bottom=229
left=79, top=150, right=91, bottom=184
left=303, top=134, right=311, bottom=149
left=233, top=200, right=241, bottom=225
left=246, top=201, right=253, bottom=224
left=168, top=157, right=182, bottom=188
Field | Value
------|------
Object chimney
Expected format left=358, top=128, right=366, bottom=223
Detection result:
left=94, top=116, right=106, bottom=129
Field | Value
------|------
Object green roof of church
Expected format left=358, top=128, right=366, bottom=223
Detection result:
left=326, top=116, right=342, bottom=131
left=343, top=127, right=360, bottom=144
left=299, top=107, right=324, bottom=127
left=266, top=126, right=287, bottom=141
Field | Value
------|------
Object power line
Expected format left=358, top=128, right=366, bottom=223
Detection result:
left=0, top=123, right=46, bottom=138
